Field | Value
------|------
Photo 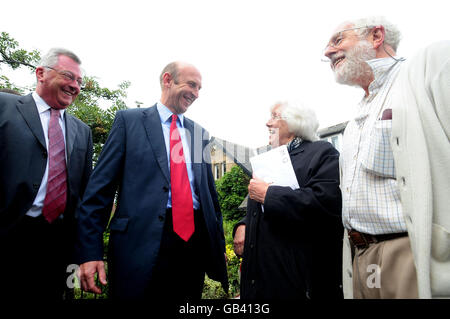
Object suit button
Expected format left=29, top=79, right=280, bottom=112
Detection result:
left=158, top=215, right=164, bottom=222
left=33, top=183, right=40, bottom=190
left=42, top=151, right=47, bottom=158
left=253, top=211, right=257, bottom=217
left=251, top=280, right=255, bottom=285
left=162, top=186, right=169, bottom=192
left=250, top=243, right=254, bottom=249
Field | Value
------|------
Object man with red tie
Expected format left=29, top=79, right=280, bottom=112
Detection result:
left=0, top=48, right=93, bottom=299
left=76, top=62, right=228, bottom=300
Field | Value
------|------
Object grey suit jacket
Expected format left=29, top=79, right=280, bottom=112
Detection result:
left=0, top=92, right=93, bottom=238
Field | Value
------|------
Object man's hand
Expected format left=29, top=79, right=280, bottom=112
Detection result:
left=233, top=225, right=246, bottom=257
left=248, top=177, right=270, bottom=204
left=79, top=261, right=107, bottom=294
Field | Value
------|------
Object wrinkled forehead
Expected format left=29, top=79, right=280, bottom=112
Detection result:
left=56, top=55, right=82, bottom=76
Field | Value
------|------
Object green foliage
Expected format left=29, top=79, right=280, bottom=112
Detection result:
left=225, top=242, right=242, bottom=298
left=0, top=32, right=40, bottom=94
left=209, top=167, right=250, bottom=298
left=202, top=275, right=229, bottom=299
left=0, top=32, right=40, bottom=70
left=202, top=243, right=241, bottom=299
left=215, top=166, right=250, bottom=221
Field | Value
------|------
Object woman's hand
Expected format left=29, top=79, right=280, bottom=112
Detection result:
left=248, top=176, right=270, bottom=204
left=233, top=225, right=246, bottom=257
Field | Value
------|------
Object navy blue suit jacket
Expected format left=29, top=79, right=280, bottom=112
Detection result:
left=76, top=105, right=228, bottom=298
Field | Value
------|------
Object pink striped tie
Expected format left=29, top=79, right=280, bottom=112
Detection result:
left=42, top=108, right=67, bottom=223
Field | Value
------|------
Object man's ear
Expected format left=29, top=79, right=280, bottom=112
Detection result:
left=162, top=72, right=172, bottom=88
left=35, top=66, right=45, bottom=83
left=371, top=25, right=385, bottom=50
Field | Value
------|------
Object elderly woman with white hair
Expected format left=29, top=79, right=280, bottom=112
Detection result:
left=233, top=101, right=343, bottom=299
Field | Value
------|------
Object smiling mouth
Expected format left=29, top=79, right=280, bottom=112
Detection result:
left=184, top=95, right=195, bottom=104
left=332, top=56, right=345, bottom=69
left=62, top=88, right=76, bottom=97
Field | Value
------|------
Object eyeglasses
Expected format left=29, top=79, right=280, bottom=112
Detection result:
left=321, top=26, right=372, bottom=62
left=44, top=66, right=84, bottom=87
left=270, top=114, right=287, bottom=121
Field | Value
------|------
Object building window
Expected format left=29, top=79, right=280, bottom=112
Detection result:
left=215, top=164, right=220, bottom=180
left=222, top=162, right=226, bottom=176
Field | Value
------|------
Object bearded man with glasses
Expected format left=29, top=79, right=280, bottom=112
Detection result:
left=324, top=16, right=450, bottom=299
left=0, top=48, right=93, bottom=300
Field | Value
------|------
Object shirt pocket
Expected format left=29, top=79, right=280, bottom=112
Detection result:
left=359, top=119, right=395, bottom=178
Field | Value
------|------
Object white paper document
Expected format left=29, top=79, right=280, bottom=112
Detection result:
left=249, top=145, right=299, bottom=190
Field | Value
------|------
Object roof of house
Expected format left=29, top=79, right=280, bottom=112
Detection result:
left=209, top=137, right=255, bottom=176
left=317, top=121, right=348, bottom=138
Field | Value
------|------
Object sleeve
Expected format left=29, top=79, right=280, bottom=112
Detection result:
left=75, top=111, right=126, bottom=263
left=263, top=144, right=342, bottom=224
left=232, top=215, right=247, bottom=238
left=79, top=127, right=93, bottom=198
left=428, top=43, right=450, bottom=140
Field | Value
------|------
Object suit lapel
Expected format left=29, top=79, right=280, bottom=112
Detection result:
left=16, top=94, right=46, bottom=150
left=143, top=105, right=170, bottom=184
left=184, top=117, right=202, bottom=191
left=65, top=114, right=77, bottom=166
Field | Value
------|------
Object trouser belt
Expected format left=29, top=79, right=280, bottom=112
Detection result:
left=348, top=229, right=408, bottom=249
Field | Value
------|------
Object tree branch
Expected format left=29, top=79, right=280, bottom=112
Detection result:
left=0, top=58, right=36, bottom=69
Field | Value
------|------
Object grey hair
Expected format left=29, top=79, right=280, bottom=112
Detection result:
left=38, top=48, right=81, bottom=67
left=159, top=62, right=180, bottom=89
left=272, top=101, right=320, bottom=142
left=349, top=16, right=401, bottom=52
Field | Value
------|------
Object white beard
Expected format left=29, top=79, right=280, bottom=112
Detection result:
left=334, top=40, right=377, bottom=87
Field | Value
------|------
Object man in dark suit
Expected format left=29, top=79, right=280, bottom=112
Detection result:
left=0, top=48, right=93, bottom=299
left=77, top=61, right=228, bottom=300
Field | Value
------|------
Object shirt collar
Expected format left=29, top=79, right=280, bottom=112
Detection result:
left=366, top=57, right=403, bottom=95
left=32, top=92, right=66, bottom=118
left=156, top=101, right=184, bottom=127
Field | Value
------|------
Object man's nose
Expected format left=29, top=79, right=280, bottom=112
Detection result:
left=192, top=87, right=199, bottom=99
left=68, top=82, right=81, bottom=95
left=324, top=45, right=338, bottom=61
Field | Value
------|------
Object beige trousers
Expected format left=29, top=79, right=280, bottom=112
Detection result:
left=352, top=236, right=418, bottom=299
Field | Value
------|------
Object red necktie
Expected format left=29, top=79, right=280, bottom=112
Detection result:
left=42, top=108, right=67, bottom=223
left=170, top=114, right=194, bottom=241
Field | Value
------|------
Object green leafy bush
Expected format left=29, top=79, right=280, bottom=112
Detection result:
left=215, top=166, right=250, bottom=221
